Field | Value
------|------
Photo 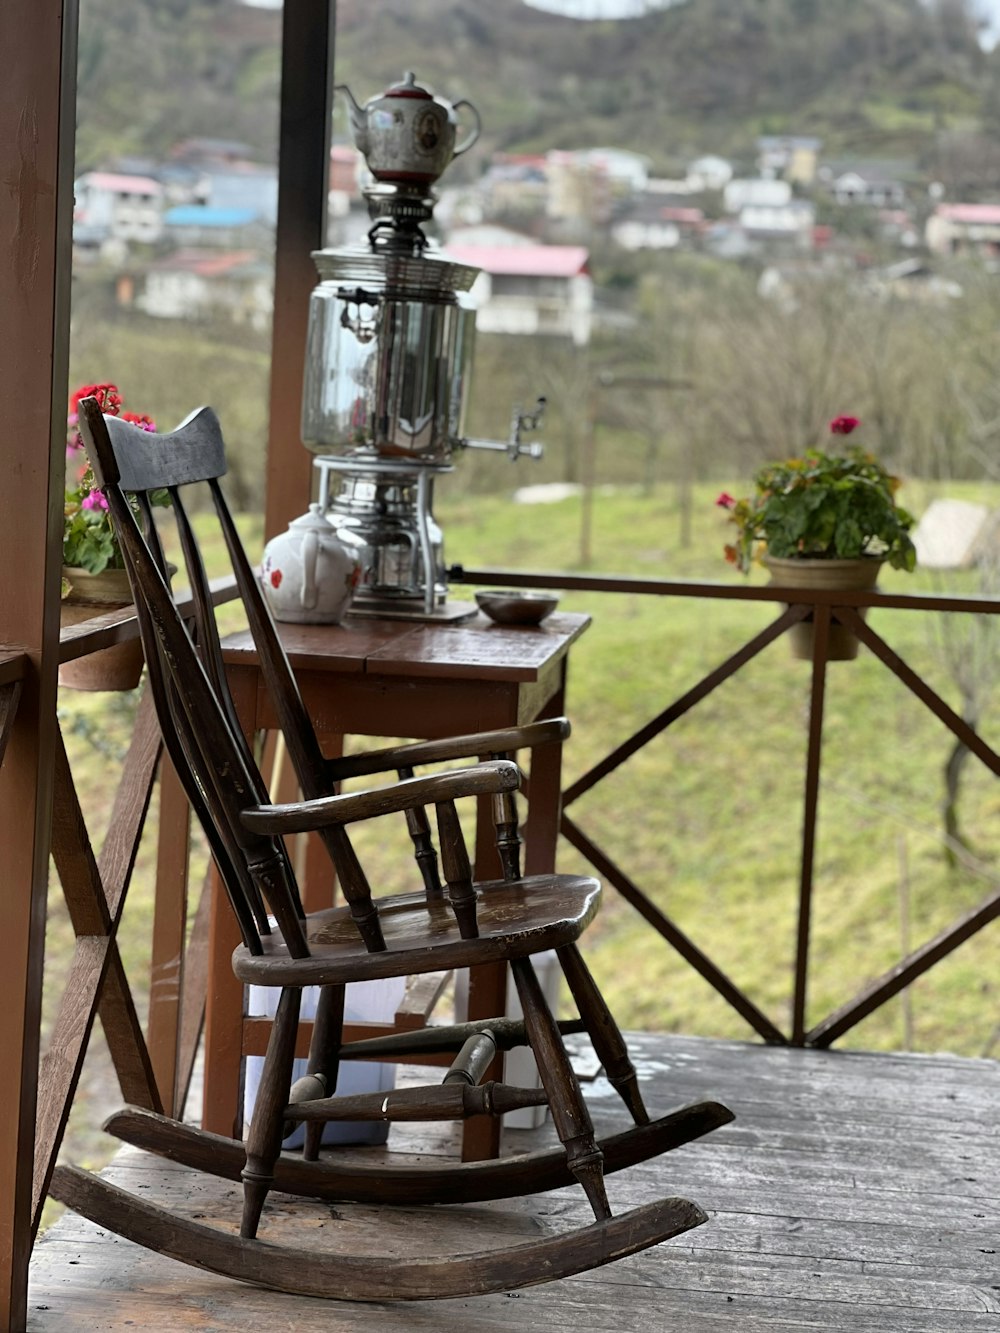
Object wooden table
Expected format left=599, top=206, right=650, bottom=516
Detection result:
left=201, top=610, right=590, bottom=1159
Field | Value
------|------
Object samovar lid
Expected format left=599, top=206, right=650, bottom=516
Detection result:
left=312, top=245, right=479, bottom=295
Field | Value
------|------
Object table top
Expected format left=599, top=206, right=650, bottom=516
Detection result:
left=221, top=611, right=590, bottom=683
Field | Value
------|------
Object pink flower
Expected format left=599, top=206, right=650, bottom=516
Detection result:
left=715, top=492, right=737, bottom=509
left=81, top=490, right=109, bottom=511
left=829, top=415, right=860, bottom=436
left=122, top=411, right=157, bottom=432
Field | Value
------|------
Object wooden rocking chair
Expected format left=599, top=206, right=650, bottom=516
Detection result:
left=50, top=399, right=734, bottom=1301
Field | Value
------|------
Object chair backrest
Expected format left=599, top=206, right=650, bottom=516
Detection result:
left=77, top=397, right=416, bottom=959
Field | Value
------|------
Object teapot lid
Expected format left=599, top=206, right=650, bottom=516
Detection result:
left=288, top=503, right=334, bottom=532
left=382, top=71, right=434, bottom=102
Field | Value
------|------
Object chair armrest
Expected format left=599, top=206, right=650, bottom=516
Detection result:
left=323, top=717, right=571, bottom=782
left=241, top=759, right=520, bottom=835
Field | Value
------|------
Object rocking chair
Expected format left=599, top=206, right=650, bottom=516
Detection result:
left=50, top=399, right=734, bottom=1301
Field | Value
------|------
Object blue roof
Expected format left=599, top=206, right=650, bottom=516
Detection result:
left=164, top=205, right=259, bottom=227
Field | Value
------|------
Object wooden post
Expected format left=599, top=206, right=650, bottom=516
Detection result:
left=0, top=0, right=78, bottom=1325
left=793, top=602, right=830, bottom=1045
left=264, top=0, right=337, bottom=542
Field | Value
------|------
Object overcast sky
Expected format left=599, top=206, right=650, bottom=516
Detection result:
left=242, top=0, right=1000, bottom=44
left=974, top=0, right=1000, bottom=45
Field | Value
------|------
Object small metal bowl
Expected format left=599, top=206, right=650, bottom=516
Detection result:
left=475, top=589, right=560, bottom=625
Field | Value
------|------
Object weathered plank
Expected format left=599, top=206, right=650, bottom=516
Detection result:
left=29, top=1033, right=1000, bottom=1330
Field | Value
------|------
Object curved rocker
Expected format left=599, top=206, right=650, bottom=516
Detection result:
left=105, top=1099, right=734, bottom=1206
left=48, top=1165, right=707, bottom=1301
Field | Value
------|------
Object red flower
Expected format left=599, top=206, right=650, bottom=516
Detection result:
left=715, top=492, right=736, bottom=509
left=68, top=383, right=123, bottom=420
left=829, top=415, right=860, bottom=436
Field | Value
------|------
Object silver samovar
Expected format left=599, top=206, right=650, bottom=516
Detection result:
left=300, top=72, right=544, bottom=618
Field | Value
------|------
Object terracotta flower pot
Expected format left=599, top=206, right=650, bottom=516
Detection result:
left=59, top=565, right=144, bottom=692
left=764, top=555, right=883, bottom=662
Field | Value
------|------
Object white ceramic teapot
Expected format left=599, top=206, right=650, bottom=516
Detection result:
left=336, top=71, right=480, bottom=186
left=260, top=505, right=363, bottom=624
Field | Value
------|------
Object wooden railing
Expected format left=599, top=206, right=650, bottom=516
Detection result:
left=2, top=567, right=996, bottom=1297
left=7, top=580, right=240, bottom=1247
left=454, top=568, right=1000, bottom=1048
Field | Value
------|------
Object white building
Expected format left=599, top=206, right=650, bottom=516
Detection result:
left=756, top=136, right=822, bottom=184
left=73, top=171, right=164, bottom=247
left=138, top=249, right=273, bottom=331
left=686, top=155, right=733, bottom=192
left=574, top=147, right=651, bottom=194
left=723, top=178, right=792, bottom=214
left=443, top=243, right=592, bottom=346
left=926, top=203, right=1000, bottom=257
left=612, top=217, right=680, bottom=252
left=444, top=225, right=537, bottom=249
left=831, top=171, right=905, bottom=209
left=739, top=200, right=815, bottom=248
left=611, top=199, right=703, bottom=251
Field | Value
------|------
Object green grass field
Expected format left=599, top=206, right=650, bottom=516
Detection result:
left=434, top=477, right=999, bottom=1058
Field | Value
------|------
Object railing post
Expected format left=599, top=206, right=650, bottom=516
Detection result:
left=792, top=602, right=830, bottom=1044
left=0, top=0, right=78, bottom=1324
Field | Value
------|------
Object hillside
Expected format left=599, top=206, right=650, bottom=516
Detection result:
left=76, top=0, right=999, bottom=174
left=334, top=0, right=991, bottom=167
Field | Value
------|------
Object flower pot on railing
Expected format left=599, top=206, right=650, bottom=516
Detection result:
left=59, top=565, right=144, bottom=692
left=765, top=554, right=883, bottom=662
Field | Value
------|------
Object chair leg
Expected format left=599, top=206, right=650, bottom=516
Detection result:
left=241, top=986, right=301, bottom=1239
left=510, top=956, right=611, bottom=1223
left=302, top=983, right=346, bottom=1162
left=556, top=942, right=650, bottom=1126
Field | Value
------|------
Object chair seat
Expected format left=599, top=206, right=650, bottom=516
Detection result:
left=233, top=873, right=601, bottom=987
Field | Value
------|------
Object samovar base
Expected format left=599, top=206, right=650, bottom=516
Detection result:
left=346, top=597, right=478, bottom=623
left=315, top=456, right=458, bottom=622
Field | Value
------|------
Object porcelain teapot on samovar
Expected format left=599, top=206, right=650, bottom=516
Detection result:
left=335, top=71, right=480, bottom=186
left=260, top=504, right=364, bottom=624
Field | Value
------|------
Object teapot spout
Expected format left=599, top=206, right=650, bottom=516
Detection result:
left=334, top=83, right=368, bottom=152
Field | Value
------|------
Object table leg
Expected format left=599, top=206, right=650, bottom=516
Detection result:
left=524, top=678, right=566, bottom=876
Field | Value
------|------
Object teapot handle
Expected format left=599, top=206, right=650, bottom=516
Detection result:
left=451, top=99, right=481, bottom=158
left=301, top=529, right=319, bottom=610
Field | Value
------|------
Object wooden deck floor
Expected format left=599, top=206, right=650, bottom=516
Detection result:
left=28, top=1033, right=1000, bottom=1331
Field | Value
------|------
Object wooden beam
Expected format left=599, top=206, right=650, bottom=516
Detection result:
left=0, top=0, right=78, bottom=1324
left=264, top=0, right=337, bottom=541
left=33, top=696, right=164, bottom=1235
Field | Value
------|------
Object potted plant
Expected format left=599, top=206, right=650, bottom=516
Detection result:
left=717, top=415, right=917, bottom=660
left=61, top=383, right=163, bottom=690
